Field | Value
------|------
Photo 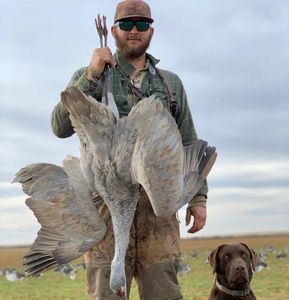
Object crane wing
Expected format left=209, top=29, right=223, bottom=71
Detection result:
left=61, top=87, right=116, bottom=183
left=129, top=95, right=216, bottom=216
left=129, top=96, right=184, bottom=216
left=13, top=156, right=106, bottom=277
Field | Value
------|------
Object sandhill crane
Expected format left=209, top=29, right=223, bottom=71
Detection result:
left=14, top=87, right=216, bottom=297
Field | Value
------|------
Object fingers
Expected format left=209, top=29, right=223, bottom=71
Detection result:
left=94, top=47, right=114, bottom=66
left=186, top=206, right=207, bottom=234
left=88, top=47, right=114, bottom=78
left=187, top=221, right=204, bottom=234
left=185, top=209, right=191, bottom=226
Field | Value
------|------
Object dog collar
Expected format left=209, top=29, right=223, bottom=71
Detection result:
left=215, top=279, right=251, bottom=297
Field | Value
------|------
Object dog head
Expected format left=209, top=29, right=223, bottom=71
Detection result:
left=208, top=242, right=257, bottom=290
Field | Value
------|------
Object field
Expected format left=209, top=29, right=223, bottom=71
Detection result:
left=0, top=234, right=288, bottom=300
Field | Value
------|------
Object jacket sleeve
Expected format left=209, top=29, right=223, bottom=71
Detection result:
left=174, top=79, right=197, bottom=146
left=174, top=76, right=209, bottom=200
left=51, top=67, right=100, bottom=138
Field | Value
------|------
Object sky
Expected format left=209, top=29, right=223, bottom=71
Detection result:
left=1, top=0, right=289, bottom=246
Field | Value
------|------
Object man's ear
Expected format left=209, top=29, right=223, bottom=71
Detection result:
left=208, top=244, right=225, bottom=274
left=111, top=26, right=116, bottom=38
left=240, top=242, right=258, bottom=271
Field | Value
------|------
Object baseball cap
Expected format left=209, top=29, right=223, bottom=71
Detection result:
left=114, top=0, right=154, bottom=23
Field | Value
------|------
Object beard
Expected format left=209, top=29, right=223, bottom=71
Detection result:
left=115, top=31, right=153, bottom=59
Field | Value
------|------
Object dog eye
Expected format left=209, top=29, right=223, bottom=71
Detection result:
left=224, top=254, right=230, bottom=260
left=241, top=252, right=247, bottom=257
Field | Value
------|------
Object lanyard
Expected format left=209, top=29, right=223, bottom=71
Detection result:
left=114, top=56, right=174, bottom=116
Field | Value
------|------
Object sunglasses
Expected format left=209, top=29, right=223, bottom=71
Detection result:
left=115, top=20, right=151, bottom=32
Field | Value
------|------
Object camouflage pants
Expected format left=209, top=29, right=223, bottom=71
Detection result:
left=85, top=189, right=183, bottom=300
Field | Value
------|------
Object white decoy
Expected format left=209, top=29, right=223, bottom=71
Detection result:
left=14, top=87, right=216, bottom=297
left=177, top=260, right=192, bottom=275
left=5, top=269, right=25, bottom=282
left=255, top=260, right=267, bottom=272
left=55, top=263, right=77, bottom=280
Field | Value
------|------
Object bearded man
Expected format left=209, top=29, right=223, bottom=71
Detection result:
left=51, top=1, right=208, bottom=299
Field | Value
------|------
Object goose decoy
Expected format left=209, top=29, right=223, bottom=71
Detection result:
left=276, top=253, right=288, bottom=260
left=14, top=87, right=216, bottom=297
left=55, top=263, right=77, bottom=280
left=191, top=250, right=197, bottom=259
left=5, top=269, right=25, bottom=282
left=255, top=260, right=267, bottom=272
left=177, top=260, right=192, bottom=275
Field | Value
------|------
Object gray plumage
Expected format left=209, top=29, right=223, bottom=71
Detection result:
left=13, top=156, right=106, bottom=277
left=14, top=87, right=216, bottom=297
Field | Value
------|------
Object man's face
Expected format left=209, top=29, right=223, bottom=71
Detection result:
left=111, top=18, right=154, bottom=59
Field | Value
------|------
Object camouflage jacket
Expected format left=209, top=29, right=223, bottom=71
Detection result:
left=51, top=50, right=208, bottom=201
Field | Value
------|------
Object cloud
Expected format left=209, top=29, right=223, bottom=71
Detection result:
left=1, top=0, right=289, bottom=245
left=151, top=1, right=289, bottom=162
left=0, top=194, right=40, bottom=245
left=179, top=186, right=289, bottom=238
left=210, top=160, right=289, bottom=188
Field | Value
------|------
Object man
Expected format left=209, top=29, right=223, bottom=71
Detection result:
left=51, top=1, right=208, bottom=299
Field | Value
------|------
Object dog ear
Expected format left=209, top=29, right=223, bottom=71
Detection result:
left=240, top=242, right=258, bottom=271
left=208, top=244, right=225, bottom=274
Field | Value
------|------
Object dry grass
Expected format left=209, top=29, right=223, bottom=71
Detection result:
left=1, top=234, right=288, bottom=300
left=180, top=233, right=289, bottom=252
left=0, top=246, right=27, bottom=269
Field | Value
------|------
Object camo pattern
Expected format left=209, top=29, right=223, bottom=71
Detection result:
left=84, top=188, right=183, bottom=300
left=51, top=50, right=197, bottom=146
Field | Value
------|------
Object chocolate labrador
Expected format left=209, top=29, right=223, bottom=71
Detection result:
left=208, top=243, right=257, bottom=299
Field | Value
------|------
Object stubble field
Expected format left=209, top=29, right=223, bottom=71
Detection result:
left=0, top=234, right=288, bottom=300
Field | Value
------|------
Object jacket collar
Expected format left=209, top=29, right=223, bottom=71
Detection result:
left=114, top=50, right=160, bottom=77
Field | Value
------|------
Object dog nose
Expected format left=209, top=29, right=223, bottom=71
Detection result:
left=236, top=265, right=246, bottom=272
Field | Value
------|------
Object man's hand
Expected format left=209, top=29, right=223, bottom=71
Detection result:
left=86, top=47, right=114, bottom=80
left=185, top=205, right=207, bottom=234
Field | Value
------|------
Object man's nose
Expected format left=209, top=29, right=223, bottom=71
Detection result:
left=129, top=26, right=138, bottom=33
